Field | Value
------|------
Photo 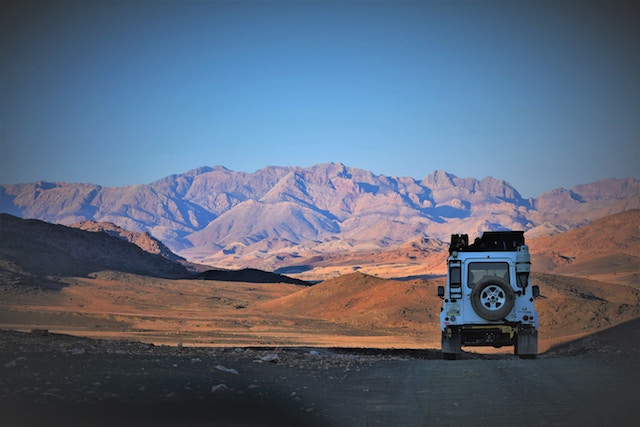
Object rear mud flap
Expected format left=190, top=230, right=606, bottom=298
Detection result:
left=442, top=330, right=462, bottom=354
left=516, top=328, right=538, bottom=356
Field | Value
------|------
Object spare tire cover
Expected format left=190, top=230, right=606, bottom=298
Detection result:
left=470, top=278, right=515, bottom=321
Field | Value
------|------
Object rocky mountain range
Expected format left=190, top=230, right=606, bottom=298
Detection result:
left=1, top=163, right=638, bottom=269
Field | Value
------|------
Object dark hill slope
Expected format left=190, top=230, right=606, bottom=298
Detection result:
left=195, top=268, right=309, bottom=285
left=69, top=220, right=185, bottom=263
left=0, top=214, right=188, bottom=279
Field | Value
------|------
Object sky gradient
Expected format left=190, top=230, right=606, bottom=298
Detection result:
left=1, top=0, right=638, bottom=197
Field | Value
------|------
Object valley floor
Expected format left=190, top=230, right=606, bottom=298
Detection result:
left=1, top=270, right=637, bottom=353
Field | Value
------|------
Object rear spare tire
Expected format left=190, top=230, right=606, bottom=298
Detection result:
left=470, top=278, right=515, bottom=321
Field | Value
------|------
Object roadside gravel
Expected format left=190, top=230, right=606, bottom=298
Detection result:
left=2, top=321, right=638, bottom=427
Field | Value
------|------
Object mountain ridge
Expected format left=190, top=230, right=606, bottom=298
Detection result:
left=1, top=163, right=638, bottom=268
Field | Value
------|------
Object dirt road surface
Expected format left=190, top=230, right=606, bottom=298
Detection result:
left=2, top=319, right=638, bottom=427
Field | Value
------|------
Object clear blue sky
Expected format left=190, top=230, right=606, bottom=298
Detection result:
left=1, top=0, right=638, bottom=198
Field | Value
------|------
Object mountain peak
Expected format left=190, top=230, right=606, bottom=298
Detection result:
left=422, top=170, right=457, bottom=187
left=478, top=176, right=523, bottom=201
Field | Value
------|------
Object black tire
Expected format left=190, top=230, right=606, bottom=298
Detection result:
left=470, top=278, right=515, bottom=321
left=518, top=354, right=537, bottom=360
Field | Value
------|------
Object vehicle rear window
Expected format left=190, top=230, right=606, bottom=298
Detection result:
left=468, top=262, right=509, bottom=288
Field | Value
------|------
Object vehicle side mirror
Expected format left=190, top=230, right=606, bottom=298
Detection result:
left=532, top=285, right=540, bottom=298
left=437, top=285, right=445, bottom=298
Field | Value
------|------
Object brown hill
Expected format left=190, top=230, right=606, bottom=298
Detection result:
left=261, top=272, right=443, bottom=332
left=532, top=272, right=639, bottom=346
left=528, top=209, right=639, bottom=286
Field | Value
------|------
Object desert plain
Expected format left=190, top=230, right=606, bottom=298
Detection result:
left=0, top=210, right=639, bottom=426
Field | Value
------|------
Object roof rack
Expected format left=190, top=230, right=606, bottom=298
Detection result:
left=449, top=231, right=525, bottom=253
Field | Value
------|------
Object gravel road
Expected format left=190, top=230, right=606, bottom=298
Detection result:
left=2, top=321, right=638, bottom=427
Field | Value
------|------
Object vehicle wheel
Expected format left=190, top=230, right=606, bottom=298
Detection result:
left=470, top=278, right=515, bottom=321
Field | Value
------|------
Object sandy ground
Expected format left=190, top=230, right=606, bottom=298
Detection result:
left=0, top=273, right=440, bottom=349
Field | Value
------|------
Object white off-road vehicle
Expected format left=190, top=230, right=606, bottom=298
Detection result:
left=437, top=231, right=540, bottom=359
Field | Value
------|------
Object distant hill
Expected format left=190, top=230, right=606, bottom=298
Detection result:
left=1, top=164, right=638, bottom=270
left=0, top=214, right=189, bottom=280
